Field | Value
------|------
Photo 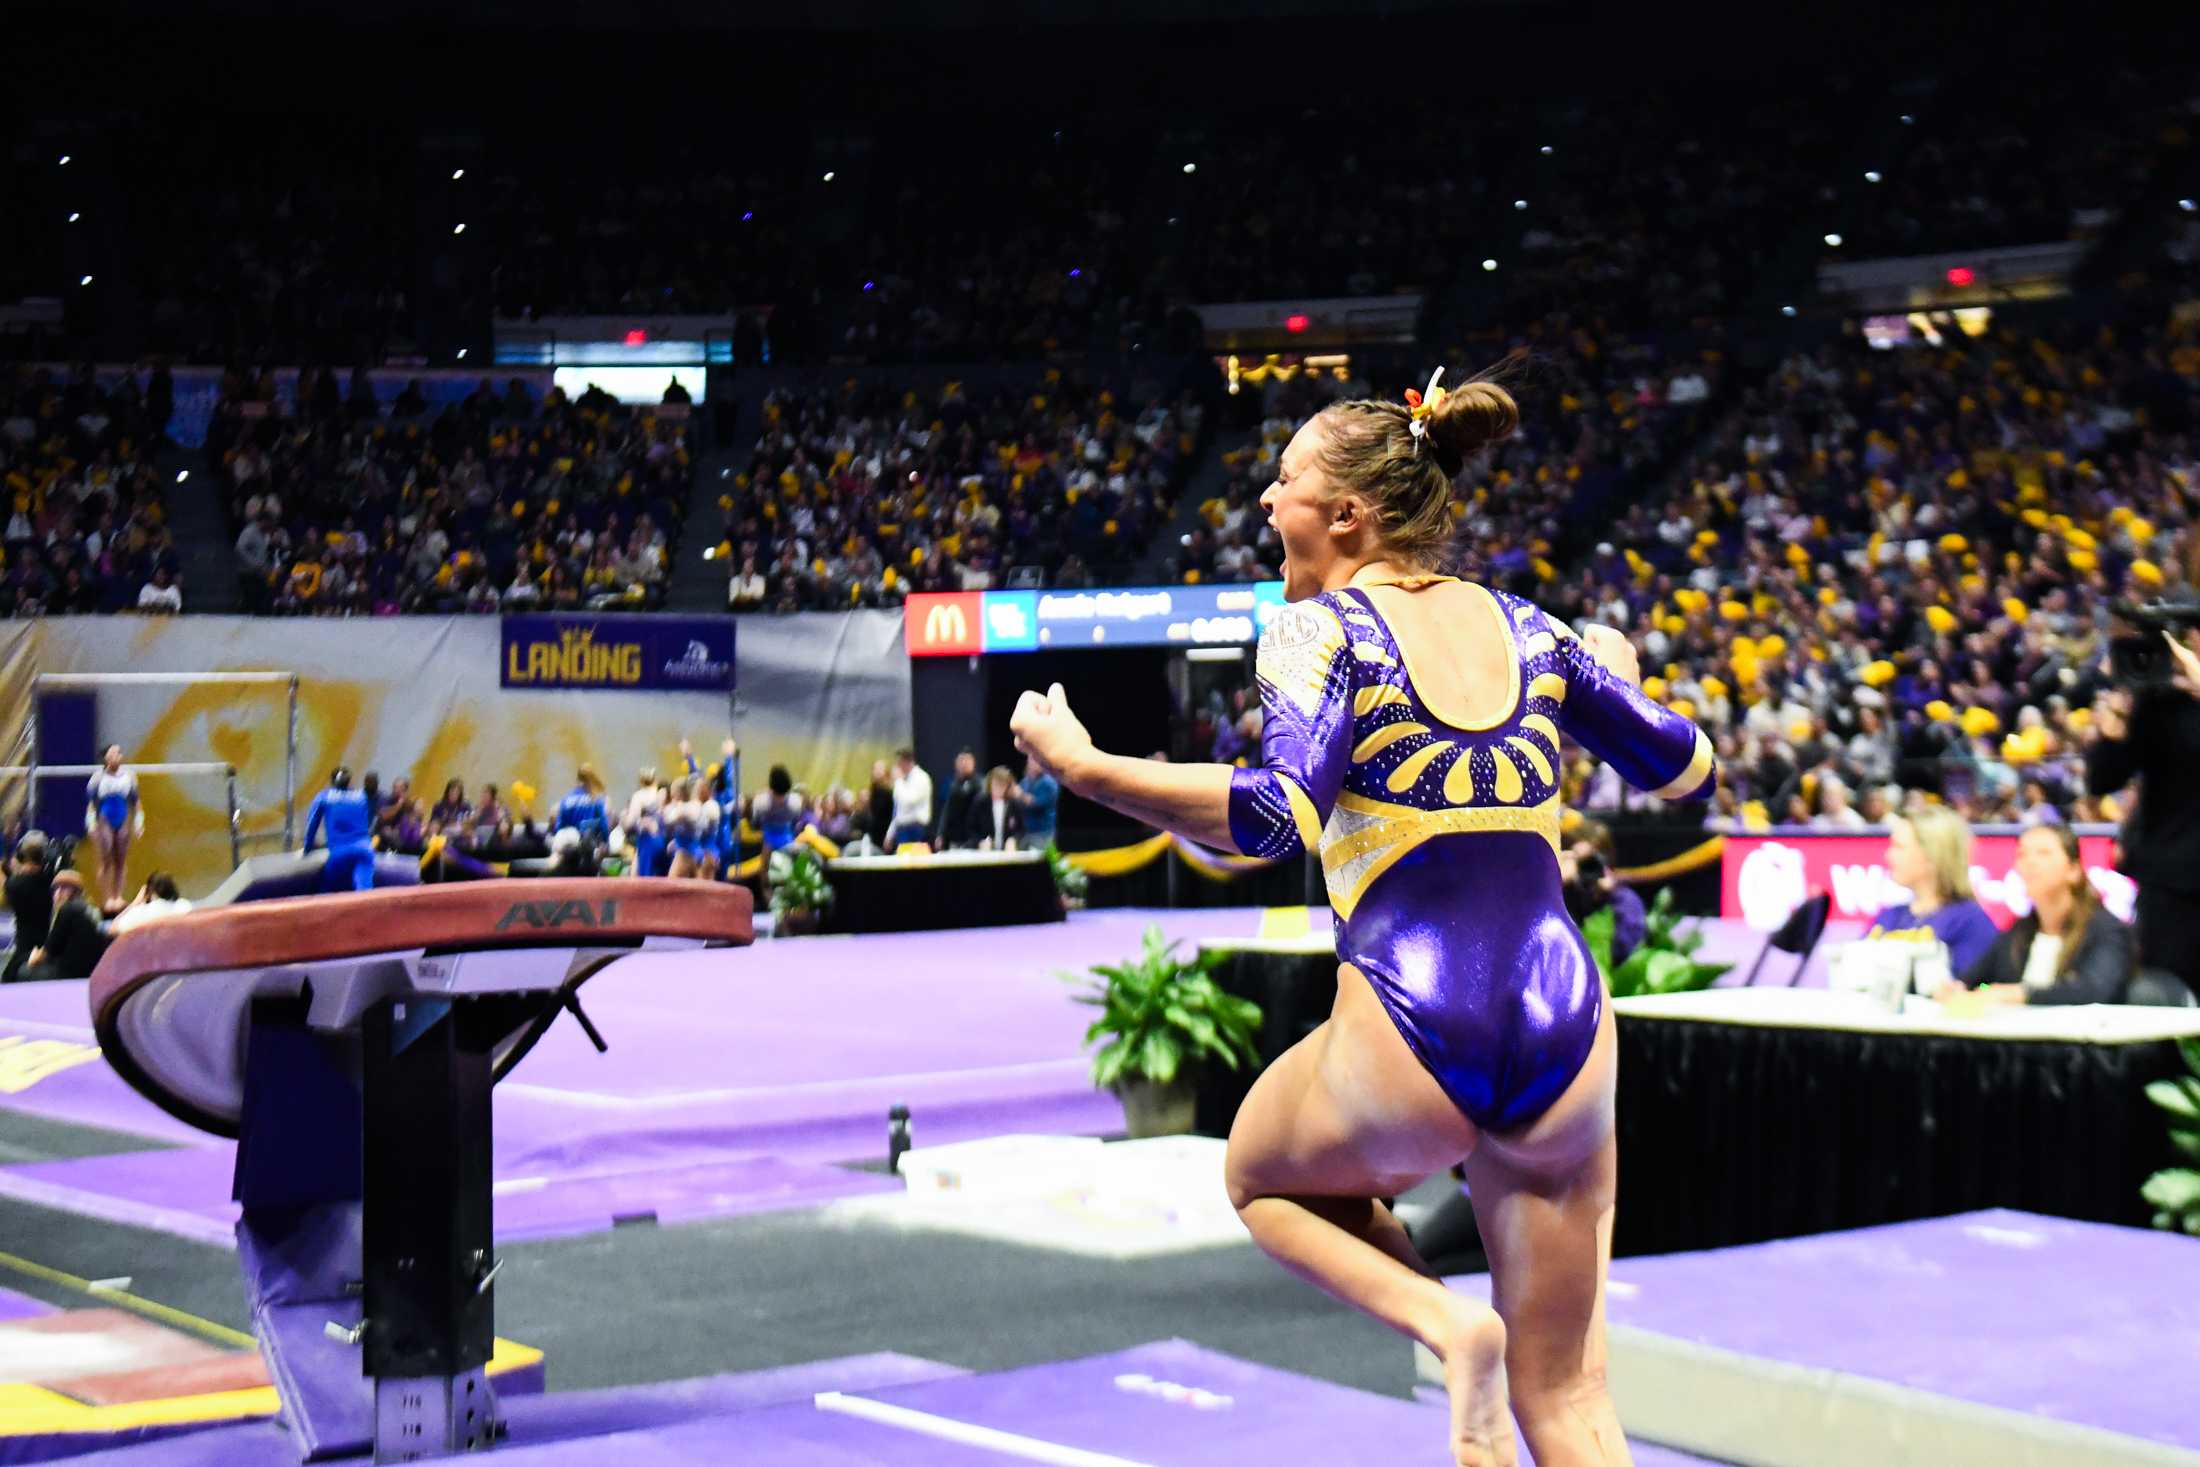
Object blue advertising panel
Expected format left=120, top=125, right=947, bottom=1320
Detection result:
left=501, top=614, right=735, bottom=692
left=981, top=590, right=1041, bottom=652
left=990, top=582, right=1287, bottom=651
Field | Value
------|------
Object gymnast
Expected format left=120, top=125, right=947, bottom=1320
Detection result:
left=1011, top=371, right=1716, bottom=1467
left=663, top=775, right=721, bottom=881
left=301, top=766, right=377, bottom=891
left=552, top=764, right=610, bottom=845
left=622, top=767, right=668, bottom=877
left=85, top=745, right=141, bottom=911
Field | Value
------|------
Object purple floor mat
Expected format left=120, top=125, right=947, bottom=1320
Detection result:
left=0, top=1286, right=52, bottom=1322
left=81, top=1340, right=1697, bottom=1466
left=503, top=1352, right=970, bottom=1439
left=1450, top=1208, right=2200, bottom=1453
left=69, top=1353, right=972, bottom=1467
left=0, top=909, right=1269, bottom=1244
left=829, top=1340, right=1728, bottom=1466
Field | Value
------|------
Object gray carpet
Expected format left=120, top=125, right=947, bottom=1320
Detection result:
left=0, top=1109, right=1453, bottom=1399
left=0, top=1107, right=177, bottom=1166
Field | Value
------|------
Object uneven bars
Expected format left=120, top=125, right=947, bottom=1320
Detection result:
left=0, top=762, right=236, bottom=776
left=32, top=673, right=294, bottom=687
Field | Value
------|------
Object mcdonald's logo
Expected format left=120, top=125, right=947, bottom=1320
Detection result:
left=906, top=592, right=984, bottom=657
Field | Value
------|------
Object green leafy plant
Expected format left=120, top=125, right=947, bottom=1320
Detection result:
left=1044, top=841, right=1089, bottom=902
left=767, top=846, right=835, bottom=919
left=1066, top=923, right=1262, bottom=1090
left=1581, top=887, right=1733, bottom=998
left=2143, top=1037, right=2200, bottom=1236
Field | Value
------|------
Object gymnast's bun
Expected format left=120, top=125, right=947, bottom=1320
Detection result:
left=1422, top=380, right=1519, bottom=477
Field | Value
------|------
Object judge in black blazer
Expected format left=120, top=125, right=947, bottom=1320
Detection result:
left=1955, top=824, right=2136, bottom=1006
left=962, top=766, right=1028, bottom=851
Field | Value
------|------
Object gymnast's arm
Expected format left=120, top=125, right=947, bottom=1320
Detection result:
left=1556, top=631, right=1718, bottom=801
left=1050, top=746, right=1238, bottom=854
left=302, top=791, right=329, bottom=851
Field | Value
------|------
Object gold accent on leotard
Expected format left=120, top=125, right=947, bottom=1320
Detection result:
left=1279, top=774, right=1323, bottom=848
left=1351, top=721, right=1428, bottom=761
left=1353, top=684, right=1411, bottom=716
left=1521, top=631, right=1558, bottom=659
left=1348, top=571, right=1458, bottom=591
left=1527, top=672, right=1567, bottom=705
left=1519, top=713, right=1560, bottom=749
left=1506, top=736, right=1555, bottom=787
left=1653, top=725, right=1716, bottom=800
left=1492, top=748, right=1525, bottom=803
left=1385, top=740, right=1453, bottom=794
left=1441, top=746, right=1478, bottom=804
left=1320, top=792, right=1560, bottom=920
left=1351, top=642, right=1397, bottom=667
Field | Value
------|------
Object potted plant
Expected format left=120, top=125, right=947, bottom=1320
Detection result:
left=767, top=846, right=834, bottom=936
left=1066, top=923, right=1263, bottom=1138
left=1580, top=887, right=1733, bottom=997
left=1044, top=840, right=1089, bottom=911
left=2143, top=1038, right=2200, bottom=1236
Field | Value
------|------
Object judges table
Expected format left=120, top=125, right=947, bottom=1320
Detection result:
left=1197, top=936, right=2200, bottom=1257
left=1612, top=987, right=2200, bottom=1255
left=820, top=849, right=1064, bottom=935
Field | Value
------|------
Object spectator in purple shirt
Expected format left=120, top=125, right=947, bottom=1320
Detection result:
left=1865, top=805, right=2004, bottom=972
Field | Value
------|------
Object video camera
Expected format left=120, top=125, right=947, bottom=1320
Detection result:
left=2108, top=600, right=2200, bottom=688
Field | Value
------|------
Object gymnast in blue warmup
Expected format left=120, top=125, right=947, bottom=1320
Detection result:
left=553, top=764, right=609, bottom=844
left=302, top=767, right=377, bottom=892
left=1012, top=371, right=1715, bottom=1467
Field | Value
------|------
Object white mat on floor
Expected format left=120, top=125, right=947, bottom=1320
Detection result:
left=821, top=1135, right=1250, bottom=1260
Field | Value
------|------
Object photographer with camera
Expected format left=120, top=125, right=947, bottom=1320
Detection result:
left=2, top=834, right=54, bottom=985
left=1559, top=819, right=1645, bottom=965
left=2087, top=616, right=2200, bottom=1000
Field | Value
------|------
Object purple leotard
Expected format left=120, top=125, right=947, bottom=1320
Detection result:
left=1227, top=582, right=1716, bottom=1133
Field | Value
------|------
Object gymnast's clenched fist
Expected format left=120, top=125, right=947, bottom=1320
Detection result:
left=1010, top=682, right=1094, bottom=787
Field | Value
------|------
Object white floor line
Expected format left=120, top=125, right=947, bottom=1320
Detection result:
left=813, top=1392, right=1159, bottom=1467
left=500, top=1057, right=1089, bottom=1110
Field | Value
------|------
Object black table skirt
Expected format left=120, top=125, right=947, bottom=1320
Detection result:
left=1196, top=949, right=2189, bottom=1255
left=1615, top=1016, right=2188, bottom=1255
left=1195, top=950, right=1340, bottom=1137
left=820, top=859, right=1064, bottom=935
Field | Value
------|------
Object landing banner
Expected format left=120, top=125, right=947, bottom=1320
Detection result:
left=500, top=614, right=734, bottom=693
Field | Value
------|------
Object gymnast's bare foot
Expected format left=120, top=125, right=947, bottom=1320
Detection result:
left=1436, top=1294, right=1515, bottom=1467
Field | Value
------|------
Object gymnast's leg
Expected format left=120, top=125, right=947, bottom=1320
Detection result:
left=1463, top=1000, right=1629, bottom=1467
left=95, top=826, right=125, bottom=910
left=1225, top=962, right=1512, bottom=1467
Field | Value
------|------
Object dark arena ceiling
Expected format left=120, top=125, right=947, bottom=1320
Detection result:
left=4, top=1, right=2066, bottom=122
